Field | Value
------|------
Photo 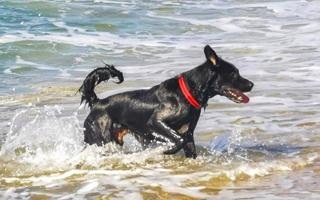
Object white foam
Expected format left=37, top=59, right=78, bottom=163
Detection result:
left=77, top=181, right=99, bottom=194
left=1, top=105, right=85, bottom=169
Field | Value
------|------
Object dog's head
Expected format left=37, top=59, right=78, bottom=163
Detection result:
left=203, top=45, right=254, bottom=103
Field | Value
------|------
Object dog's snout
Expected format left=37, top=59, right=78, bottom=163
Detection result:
left=247, top=81, right=254, bottom=91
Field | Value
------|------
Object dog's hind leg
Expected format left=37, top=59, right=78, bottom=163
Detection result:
left=84, top=113, right=112, bottom=146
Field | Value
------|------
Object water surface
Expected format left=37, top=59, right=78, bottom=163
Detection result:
left=1, top=0, right=320, bottom=199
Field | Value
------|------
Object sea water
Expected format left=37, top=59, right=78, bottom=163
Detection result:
left=1, top=0, right=320, bottom=199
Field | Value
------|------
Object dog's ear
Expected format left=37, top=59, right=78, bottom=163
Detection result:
left=204, top=45, right=218, bottom=66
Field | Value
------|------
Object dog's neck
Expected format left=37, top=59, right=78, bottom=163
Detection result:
left=183, top=62, right=218, bottom=108
left=178, top=75, right=201, bottom=109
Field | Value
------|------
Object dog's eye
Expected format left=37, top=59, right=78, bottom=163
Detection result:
left=230, top=72, right=237, bottom=78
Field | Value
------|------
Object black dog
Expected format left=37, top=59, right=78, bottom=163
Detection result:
left=79, top=45, right=253, bottom=158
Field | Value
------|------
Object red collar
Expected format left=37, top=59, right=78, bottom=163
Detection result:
left=178, top=75, right=201, bottom=109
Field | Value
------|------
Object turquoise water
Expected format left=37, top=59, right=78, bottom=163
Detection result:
left=1, top=0, right=320, bottom=199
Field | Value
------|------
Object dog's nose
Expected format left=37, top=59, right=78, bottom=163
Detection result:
left=247, top=81, right=254, bottom=91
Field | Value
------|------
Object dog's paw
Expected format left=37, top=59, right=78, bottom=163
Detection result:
left=163, top=146, right=181, bottom=155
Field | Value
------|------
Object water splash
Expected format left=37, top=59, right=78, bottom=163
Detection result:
left=208, top=130, right=252, bottom=163
left=0, top=105, right=85, bottom=169
left=0, top=105, right=319, bottom=199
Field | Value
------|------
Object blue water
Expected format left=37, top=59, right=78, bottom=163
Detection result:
left=1, top=0, right=319, bottom=94
left=1, top=0, right=320, bottom=199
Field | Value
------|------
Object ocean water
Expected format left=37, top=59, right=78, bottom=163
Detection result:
left=1, top=0, right=320, bottom=199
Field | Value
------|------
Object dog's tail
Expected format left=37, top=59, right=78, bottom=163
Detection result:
left=78, top=64, right=124, bottom=108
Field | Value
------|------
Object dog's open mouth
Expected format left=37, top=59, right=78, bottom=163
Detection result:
left=222, top=87, right=249, bottom=104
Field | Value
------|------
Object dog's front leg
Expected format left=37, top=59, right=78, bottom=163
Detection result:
left=183, top=111, right=201, bottom=159
left=151, top=119, right=184, bottom=155
left=183, top=133, right=196, bottom=158
left=147, top=108, right=184, bottom=155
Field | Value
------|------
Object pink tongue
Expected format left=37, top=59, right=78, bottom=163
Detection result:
left=240, top=93, right=249, bottom=103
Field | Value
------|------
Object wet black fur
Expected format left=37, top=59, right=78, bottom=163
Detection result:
left=79, top=45, right=254, bottom=158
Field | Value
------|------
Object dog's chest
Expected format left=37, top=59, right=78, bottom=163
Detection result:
left=167, top=104, right=196, bottom=134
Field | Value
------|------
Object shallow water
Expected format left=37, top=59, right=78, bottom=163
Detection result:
left=1, top=0, right=320, bottom=199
